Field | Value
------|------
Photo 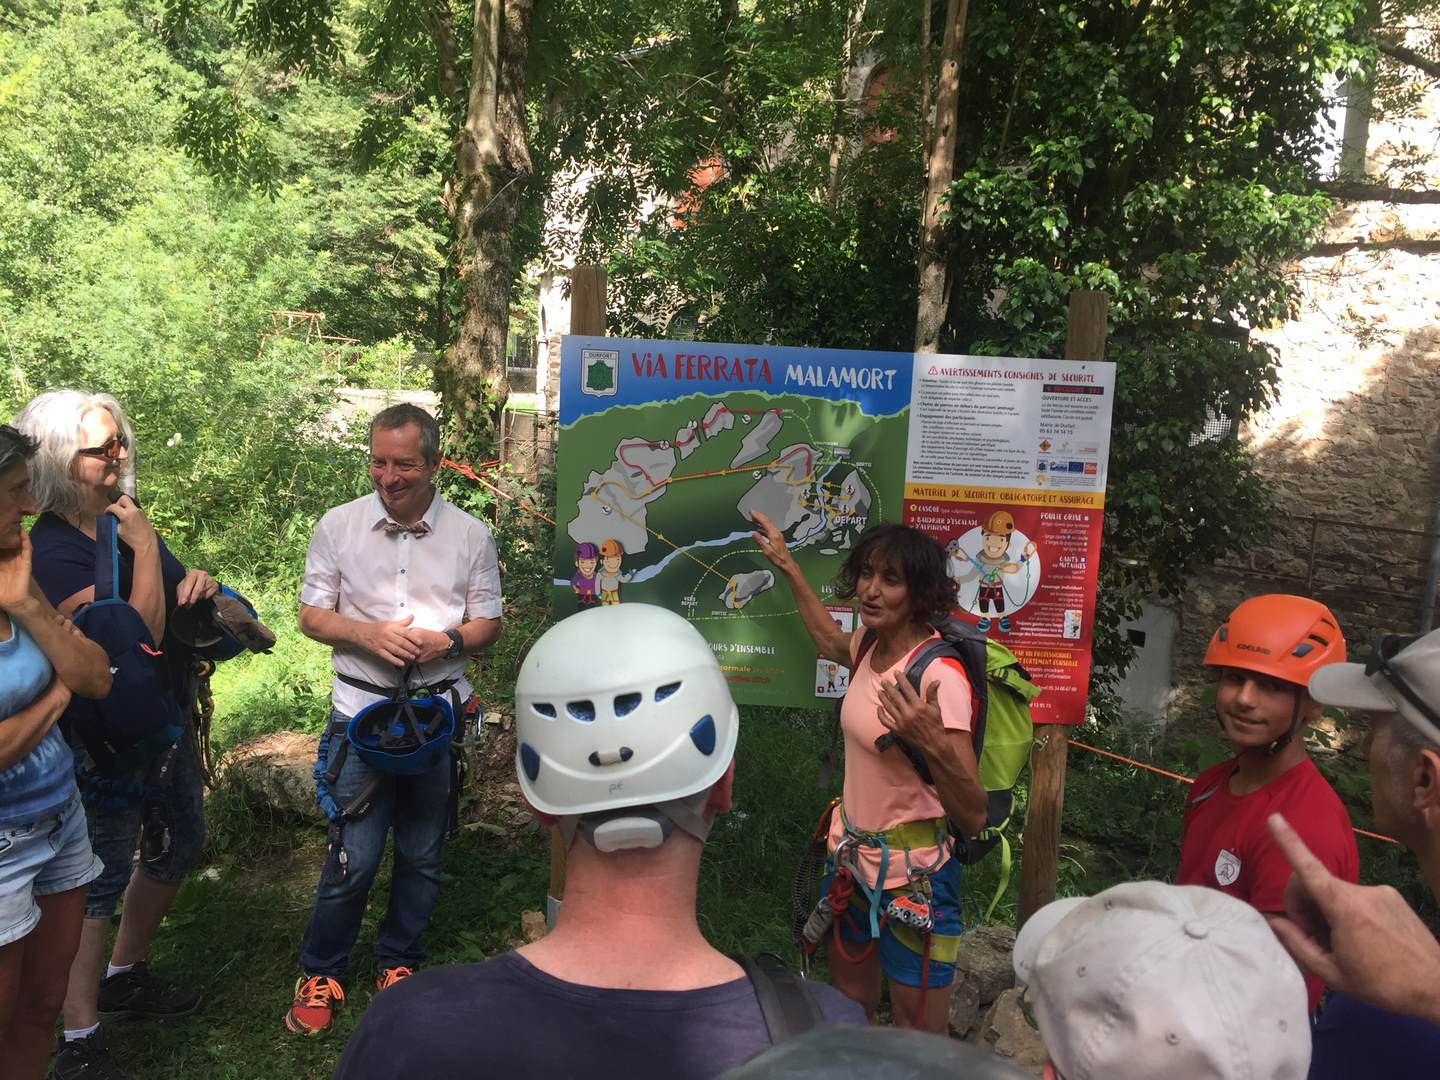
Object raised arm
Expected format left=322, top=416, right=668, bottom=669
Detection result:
left=0, top=531, right=111, bottom=698
left=750, top=510, right=851, bottom=667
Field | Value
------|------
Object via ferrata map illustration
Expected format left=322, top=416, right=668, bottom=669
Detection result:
left=554, top=348, right=910, bottom=705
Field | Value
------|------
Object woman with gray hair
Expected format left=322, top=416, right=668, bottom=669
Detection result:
left=0, top=423, right=112, bottom=1080
left=15, top=390, right=217, bottom=1080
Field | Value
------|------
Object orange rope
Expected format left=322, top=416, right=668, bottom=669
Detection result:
left=441, top=457, right=557, bottom=526
left=1070, top=739, right=1196, bottom=786
left=1067, top=739, right=1400, bottom=846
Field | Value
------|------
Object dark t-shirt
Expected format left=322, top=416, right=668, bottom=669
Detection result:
left=1309, top=991, right=1440, bottom=1079
left=29, top=511, right=193, bottom=696
left=331, top=951, right=865, bottom=1080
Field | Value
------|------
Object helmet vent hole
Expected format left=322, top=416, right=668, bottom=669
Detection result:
left=1291, top=643, right=1314, bottom=658
left=614, top=692, right=642, bottom=717
left=533, top=703, right=557, bottom=719
left=567, top=700, right=596, bottom=722
left=520, top=743, right=541, bottom=782
left=690, top=715, right=717, bottom=756
left=655, top=681, right=682, bottom=703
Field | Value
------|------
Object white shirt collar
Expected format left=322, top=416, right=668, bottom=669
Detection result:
left=368, top=488, right=442, bottom=533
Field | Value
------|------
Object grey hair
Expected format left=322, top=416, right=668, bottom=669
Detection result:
left=12, top=390, right=137, bottom=518
left=0, top=424, right=38, bottom=475
left=1389, top=709, right=1440, bottom=755
left=370, top=403, right=441, bottom=464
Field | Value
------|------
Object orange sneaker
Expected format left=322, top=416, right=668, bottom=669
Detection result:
left=375, top=966, right=414, bottom=992
left=285, top=975, right=345, bottom=1036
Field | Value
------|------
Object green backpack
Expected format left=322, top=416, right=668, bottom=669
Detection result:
left=836, top=617, right=1041, bottom=918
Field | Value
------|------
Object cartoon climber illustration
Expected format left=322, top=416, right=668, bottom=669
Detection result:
left=824, top=662, right=838, bottom=693
left=597, top=538, right=630, bottom=605
left=572, top=541, right=600, bottom=608
left=948, top=510, right=1037, bottom=633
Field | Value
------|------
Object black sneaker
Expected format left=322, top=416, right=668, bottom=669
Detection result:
left=53, top=1028, right=130, bottom=1080
left=97, top=961, right=203, bottom=1021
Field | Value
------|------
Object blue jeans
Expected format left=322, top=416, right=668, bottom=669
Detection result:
left=298, top=710, right=451, bottom=979
left=78, top=732, right=207, bottom=919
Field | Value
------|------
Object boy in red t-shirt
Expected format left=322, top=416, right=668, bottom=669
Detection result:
left=1176, top=594, right=1359, bottom=1010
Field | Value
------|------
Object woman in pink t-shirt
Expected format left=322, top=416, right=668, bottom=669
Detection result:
left=752, top=512, right=986, bottom=1032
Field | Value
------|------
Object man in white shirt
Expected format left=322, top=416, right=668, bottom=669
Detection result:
left=283, top=404, right=501, bottom=1037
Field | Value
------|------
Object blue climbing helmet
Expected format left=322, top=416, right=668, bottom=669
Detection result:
left=347, top=668, right=456, bottom=776
left=514, top=604, right=739, bottom=851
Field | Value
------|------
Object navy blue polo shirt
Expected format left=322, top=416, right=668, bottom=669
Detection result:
left=29, top=510, right=194, bottom=696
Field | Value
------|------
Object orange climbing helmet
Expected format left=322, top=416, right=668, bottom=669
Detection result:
left=599, top=539, right=624, bottom=557
left=981, top=511, right=1016, bottom=536
left=1203, top=594, right=1347, bottom=687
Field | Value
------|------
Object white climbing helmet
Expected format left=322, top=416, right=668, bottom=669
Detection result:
left=514, top=603, right=740, bottom=849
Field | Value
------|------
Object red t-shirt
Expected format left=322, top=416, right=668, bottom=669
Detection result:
left=1177, top=756, right=1359, bottom=1009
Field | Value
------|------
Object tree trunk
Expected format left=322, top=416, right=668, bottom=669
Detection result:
left=914, top=0, right=970, bottom=353
left=435, top=0, right=535, bottom=446
left=825, top=0, right=868, bottom=205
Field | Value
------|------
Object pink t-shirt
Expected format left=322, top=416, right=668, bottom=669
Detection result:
left=827, top=630, right=974, bottom=889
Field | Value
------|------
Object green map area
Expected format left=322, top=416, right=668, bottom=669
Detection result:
left=554, top=391, right=908, bottom=705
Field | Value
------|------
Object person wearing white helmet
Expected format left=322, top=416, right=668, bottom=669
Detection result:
left=331, top=604, right=863, bottom=1080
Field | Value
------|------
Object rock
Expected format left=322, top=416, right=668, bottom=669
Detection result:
left=952, top=923, right=1018, bottom=1006
left=948, top=974, right=981, bottom=1039
left=520, top=910, right=547, bottom=943
left=978, top=988, right=1048, bottom=1070
left=216, top=731, right=323, bottom=820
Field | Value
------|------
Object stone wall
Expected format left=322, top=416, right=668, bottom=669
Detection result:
left=1169, top=199, right=1440, bottom=725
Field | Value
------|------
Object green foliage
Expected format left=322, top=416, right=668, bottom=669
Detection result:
left=588, top=0, right=1370, bottom=684
left=174, top=87, right=281, bottom=194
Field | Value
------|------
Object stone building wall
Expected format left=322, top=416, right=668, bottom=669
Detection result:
left=1167, top=82, right=1440, bottom=725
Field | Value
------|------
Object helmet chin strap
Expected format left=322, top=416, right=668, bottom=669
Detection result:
left=560, top=789, right=715, bottom=853
left=1263, top=691, right=1307, bottom=757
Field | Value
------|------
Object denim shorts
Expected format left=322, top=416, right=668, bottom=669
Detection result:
left=822, top=855, right=965, bottom=988
left=0, top=792, right=104, bottom=947
left=79, top=734, right=206, bottom=919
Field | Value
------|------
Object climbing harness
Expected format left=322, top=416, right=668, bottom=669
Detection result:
left=314, top=668, right=465, bottom=885
left=794, top=803, right=952, bottom=1029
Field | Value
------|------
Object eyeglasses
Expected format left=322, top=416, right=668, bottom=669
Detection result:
left=76, top=434, right=129, bottom=461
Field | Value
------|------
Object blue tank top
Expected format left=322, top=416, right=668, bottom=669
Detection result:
left=0, top=616, right=77, bottom=827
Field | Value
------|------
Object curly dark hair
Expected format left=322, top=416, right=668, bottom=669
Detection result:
left=833, top=522, right=955, bottom=625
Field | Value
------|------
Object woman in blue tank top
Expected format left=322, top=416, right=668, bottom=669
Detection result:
left=0, top=424, right=112, bottom=1080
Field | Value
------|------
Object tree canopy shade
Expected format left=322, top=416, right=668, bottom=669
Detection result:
left=3, top=0, right=1392, bottom=682
left=602, top=0, right=1370, bottom=677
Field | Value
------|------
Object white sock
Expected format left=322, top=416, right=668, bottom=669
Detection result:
left=105, top=962, right=136, bottom=979
left=64, top=1023, right=100, bottom=1042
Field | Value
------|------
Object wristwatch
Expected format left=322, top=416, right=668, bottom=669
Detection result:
left=444, top=629, right=464, bottom=659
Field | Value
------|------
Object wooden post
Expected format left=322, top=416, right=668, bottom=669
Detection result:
left=1016, top=289, right=1108, bottom=929
left=570, top=266, right=607, bottom=339
left=547, top=264, right=607, bottom=927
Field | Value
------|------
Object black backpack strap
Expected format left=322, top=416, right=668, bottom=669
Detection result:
left=93, top=513, right=121, bottom=602
left=873, top=626, right=990, bottom=792
left=735, top=954, right=824, bottom=1044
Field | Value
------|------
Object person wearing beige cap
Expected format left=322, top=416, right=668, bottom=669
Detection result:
left=1267, top=629, right=1440, bottom=1079
left=1013, top=881, right=1312, bottom=1080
